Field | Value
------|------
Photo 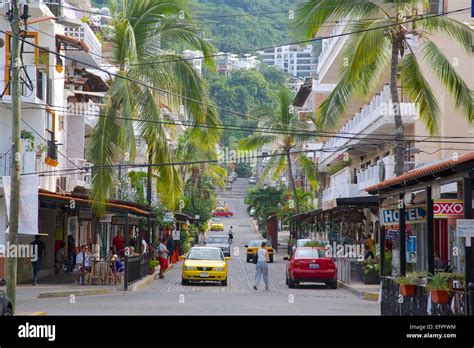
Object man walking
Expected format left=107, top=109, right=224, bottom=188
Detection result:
left=30, top=235, right=46, bottom=286
left=254, top=241, right=270, bottom=291
left=228, top=226, right=234, bottom=244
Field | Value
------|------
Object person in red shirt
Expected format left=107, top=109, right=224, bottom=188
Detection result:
left=112, top=229, right=125, bottom=256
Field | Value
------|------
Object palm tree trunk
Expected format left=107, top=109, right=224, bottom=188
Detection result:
left=390, top=38, right=405, bottom=177
left=286, top=151, right=300, bottom=214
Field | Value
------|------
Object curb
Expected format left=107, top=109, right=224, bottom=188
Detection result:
left=37, top=288, right=111, bottom=298
left=130, top=263, right=176, bottom=291
left=16, top=311, right=48, bottom=316
left=337, top=280, right=379, bottom=301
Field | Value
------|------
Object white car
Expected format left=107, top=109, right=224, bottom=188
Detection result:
left=248, top=177, right=256, bottom=184
left=249, top=207, right=256, bottom=216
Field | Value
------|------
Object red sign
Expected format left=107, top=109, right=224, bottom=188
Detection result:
left=433, top=200, right=464, bottom=217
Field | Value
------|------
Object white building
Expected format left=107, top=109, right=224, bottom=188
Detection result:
left=0, top=0, right=103, bottom=281
left=257, top=44, right=318, bottom=79
left=182, top=50, right=203, bottom=76
left=215, top=52, right=260, bottom=76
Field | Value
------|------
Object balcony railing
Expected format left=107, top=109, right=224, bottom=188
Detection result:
left=64, top=23, right=102, bottom=65
left=322, top=166, right=359, bottom=203
left=319, top=84, right=418, bottom=165
left=317, top=19, right=347, bottom=76
left=356, top=155, right=395, bottom=192
left=0, top=142, right=37, bottom=186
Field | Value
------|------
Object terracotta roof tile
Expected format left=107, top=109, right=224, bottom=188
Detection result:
left=366, top=152, right=474, bottom=193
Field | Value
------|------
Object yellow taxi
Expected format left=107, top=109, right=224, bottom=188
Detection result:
left=245, top=239, right=274, bottom=263
left=181, top=247, right=230, bottom=286
left=210, top=218, right=224, bottom=231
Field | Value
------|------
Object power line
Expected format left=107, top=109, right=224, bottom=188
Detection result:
left=15, top=101, right=474, bottom=144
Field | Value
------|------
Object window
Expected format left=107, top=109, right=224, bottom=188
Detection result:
left=46, top=111, right=57, bottom=160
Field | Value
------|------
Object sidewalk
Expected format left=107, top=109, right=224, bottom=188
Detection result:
left=17, top=263, right=176, bottom=300
left=337, top=281, right=380, bottom=301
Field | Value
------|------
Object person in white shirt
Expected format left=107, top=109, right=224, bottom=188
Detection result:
left=75, top=245, right=92, bottom=285
left=142, top=239, right=148, bottom=254
left=254, top=241, right=270, bottom=291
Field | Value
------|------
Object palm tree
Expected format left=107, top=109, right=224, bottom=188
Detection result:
left=239, top=88, right=318, bottom=214
left=176, top=129, right=227, bottom=190
left=88, top=0, right=220, bottom=215
left=295, top=0, right=473, bottom=176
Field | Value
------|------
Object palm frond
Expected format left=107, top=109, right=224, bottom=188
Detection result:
left=297, top=154, right=318, bottom=190
left=399, top=51, right=441, bottom=135
left=421, top=41, right=473, bottom=124
left=293, top=0, right=384, bottom=39
left=238, top=134, right=277, bottom=151
left=88, top=108, right=121, bottom=216
left=416, top=15, right=472, bottom=51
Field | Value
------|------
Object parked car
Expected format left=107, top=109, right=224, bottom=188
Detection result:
left=248, top=176, right=256, bottom=184
left=181, top=247, right=230, bottom=286
left=245, top=239, right=273, bottom=263
left=232, top=172, right=238, bottom=180
left=285, top=247, right=337, bottom=289
left=0, top=279, right=12, bottom=316
left=205, top=235, right=231, bottom=257
left=249, top=207, right=256, bottom=216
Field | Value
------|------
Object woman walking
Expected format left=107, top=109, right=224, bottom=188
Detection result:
left=254, top=241, right=270, bottom=291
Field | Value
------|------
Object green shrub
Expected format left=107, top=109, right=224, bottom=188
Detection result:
left=427, top=273, right=450, bottom=291
left=395, top=274, right=418, bottom=285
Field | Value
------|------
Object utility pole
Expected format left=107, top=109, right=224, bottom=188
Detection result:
left=6, top=0, right=22, bottom=313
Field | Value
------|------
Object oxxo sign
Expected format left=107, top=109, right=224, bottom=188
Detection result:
left=433, top=199, right=464, bottom=217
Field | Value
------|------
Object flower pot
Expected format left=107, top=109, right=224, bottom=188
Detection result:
left=400, top=284, right=416, bottom=297
left=430, top=290, right=449, bottom=304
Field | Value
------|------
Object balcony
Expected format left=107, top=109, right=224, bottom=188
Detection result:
left=319, top=85, right=418, bottom=166
left=317, top=20, right=348, bottom=83
left=64, top=23, right=102, bottom=67
left=66, top=158, right=92, bottom=191
left=322, top=166, right=359, bottom=209
left=356, top=155, right=395, bottom=193
left=0, top=140, right=37, bottom=187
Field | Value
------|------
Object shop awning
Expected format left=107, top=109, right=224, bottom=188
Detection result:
left=366, top=152, right=474, bottom=194
left=39, top=190, right=153, bottom=217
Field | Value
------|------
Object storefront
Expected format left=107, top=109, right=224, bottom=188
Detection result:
left=366, top=152, right=474, bottom=315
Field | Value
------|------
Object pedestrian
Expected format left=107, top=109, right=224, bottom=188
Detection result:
left=364, top=234, right=375, bottom=255
left=166, top=235, right=175, bottom=263
left=112, top=228, right=125, bottom=257
left=158, top=237, right=169, bottom=279
left=55, top=241, right=67, bottom=273
left=75, top=245, right=92, bottom=285
left=30, top=235, right=46, bottom=286
left=67, top=234, right=76, bottom=274
left=228, top=226, right=234, bottom=244
left=253, top=241, right=270, bottom=291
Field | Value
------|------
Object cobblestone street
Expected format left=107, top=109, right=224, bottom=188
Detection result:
left=16, top=180, right=379, bottom=315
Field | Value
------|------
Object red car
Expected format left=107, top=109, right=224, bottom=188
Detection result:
left=212, top=209, right=233, bottom=218
left=285, top=247, right=337, bottom=289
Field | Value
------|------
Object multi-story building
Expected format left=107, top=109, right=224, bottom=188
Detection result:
left=0, top=0, right=104, bottom=281
left=302, top=0, right=473, bottom=273
left=182, top=50, right=203, bottom=76
left=215, top=52, right=260, bottom=76
left=257, top=44, right=319, bottom=79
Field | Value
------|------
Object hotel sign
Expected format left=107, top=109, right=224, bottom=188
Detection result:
left=381, top=206, right=426, bottom=226
left=433, top=200, right=464, bottom=218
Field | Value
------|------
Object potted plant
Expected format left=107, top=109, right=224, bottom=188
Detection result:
left=20, top=130, right=35, bottom=152
left=427, top=273, right=450, bottom=304
left=149, top=259, right=159, bottom=275
left=363, top=258, right=380, bottom=284
left=395, top=274, right=418, bottom=297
